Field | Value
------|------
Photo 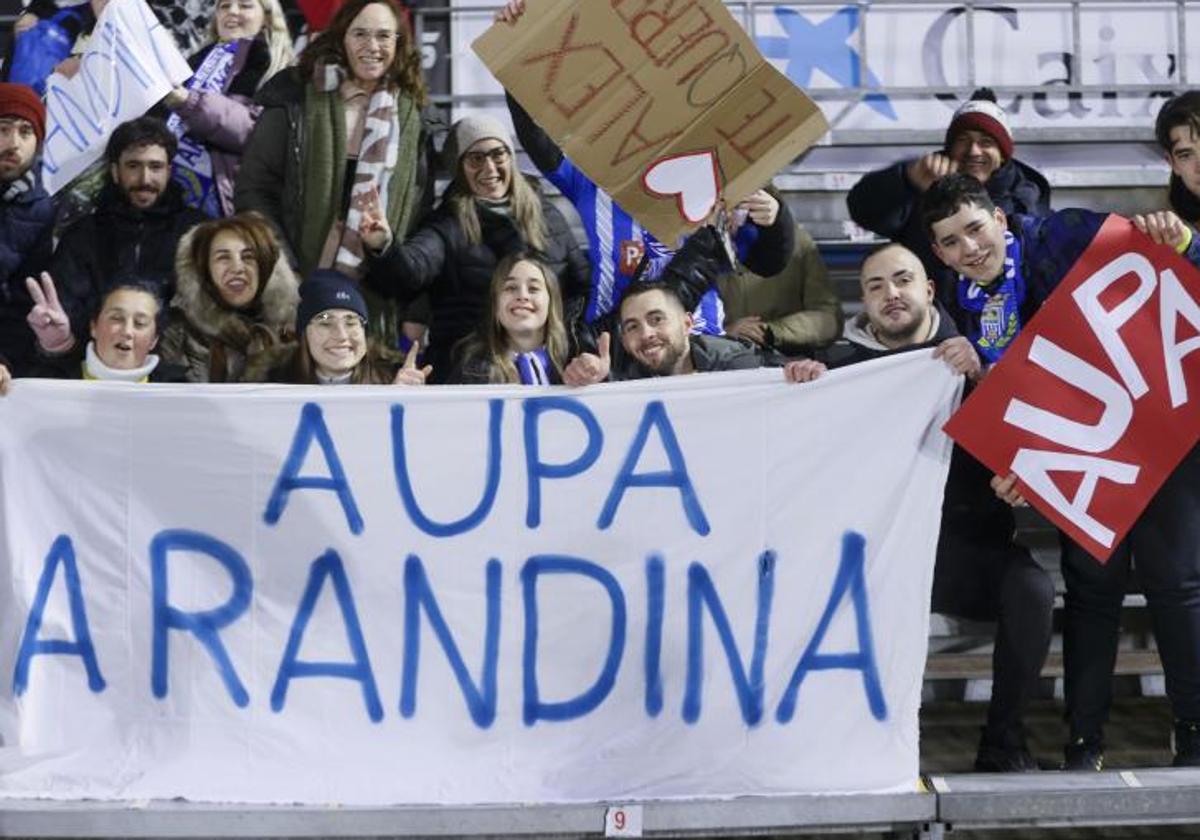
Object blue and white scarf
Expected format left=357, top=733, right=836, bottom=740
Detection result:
left=956, top=230, right=1026, bottom=364
left=168, top=40, right=242, bottom=217
left=514, top=348, right=553, bottom=385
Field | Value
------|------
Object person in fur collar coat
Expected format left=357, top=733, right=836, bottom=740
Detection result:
left=160, top=211, right=299, bottom=382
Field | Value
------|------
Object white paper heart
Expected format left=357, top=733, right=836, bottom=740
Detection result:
left=641, top=150, right=720, bottom=224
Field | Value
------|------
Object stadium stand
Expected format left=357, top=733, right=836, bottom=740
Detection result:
left=1, top=1, right=1198, bottom=837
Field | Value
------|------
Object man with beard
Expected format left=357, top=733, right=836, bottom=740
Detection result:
left=823, top=242, right=1055, bottom=771
left=612, top=283, right=771, bottom=379
left=0, top=83, right=54, bottom=376
left=922, top=172, right=1200, bottom=770
left=847, top=89, right=1051, bottom=305
left=41, top=116, right=207, bottom=353
left=563, top=281, right=825, bottom=384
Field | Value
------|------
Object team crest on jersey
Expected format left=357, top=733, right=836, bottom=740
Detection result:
left=618, top=240, right=645, bottom=275
left=978, top=292, right=1018, bottom=350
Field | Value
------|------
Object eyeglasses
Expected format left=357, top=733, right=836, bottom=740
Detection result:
left=347, top=28, right=399, bottom=45
left=462, top=147, right=510, bottom=169
left=310, top=312, right=367, bottom=333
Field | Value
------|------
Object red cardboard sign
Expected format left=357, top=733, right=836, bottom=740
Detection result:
left=944, top=214, right=1200, bottom=562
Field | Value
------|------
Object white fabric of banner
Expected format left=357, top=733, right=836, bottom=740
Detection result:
left=0, top=355, right=960, bottom=805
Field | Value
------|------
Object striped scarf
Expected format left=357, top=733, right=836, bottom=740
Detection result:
left=313, top=60, right=396, bottom=276
left=1, top=169, right=36, bottom=203
left=514, top=348, right=553, bottom=385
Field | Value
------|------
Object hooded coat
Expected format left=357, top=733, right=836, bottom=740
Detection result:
left=158, top=226, right=301, bottom=382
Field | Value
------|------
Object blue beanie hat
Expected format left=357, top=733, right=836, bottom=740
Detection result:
left=296, top=270, right=368, bottom=334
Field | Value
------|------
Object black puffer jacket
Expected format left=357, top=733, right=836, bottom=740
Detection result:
left=365, top=188, right=590, bottom=382
left=49, top=182, right=207, bottom=341
left=0, top=181, right=54, bottom=374
left=847, top=158, right=1051, bottom=306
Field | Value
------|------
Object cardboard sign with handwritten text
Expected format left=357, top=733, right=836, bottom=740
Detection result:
left=473, top=0, right=828, bottom=244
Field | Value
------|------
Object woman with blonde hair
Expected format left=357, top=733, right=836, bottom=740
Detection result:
left=450, top=252, right=572, bottom=385
left=160, top=0, right=295, bottom=217
left=359, top=114, right=588, bottom=382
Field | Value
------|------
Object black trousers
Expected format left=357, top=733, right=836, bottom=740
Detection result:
left=933, top=524, right=1056, bottom=747
left=1062, top=442, right=1200, bottom=741
left=935, top=446, right=1056, bottom=747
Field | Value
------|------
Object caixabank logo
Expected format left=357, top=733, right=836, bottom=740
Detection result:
left=756, top=3, right=1181, bottom=124
left=756, top=5, right=897, bottom=120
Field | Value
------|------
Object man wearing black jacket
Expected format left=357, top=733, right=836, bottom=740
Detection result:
left=43, top=116, right=207, bottom=350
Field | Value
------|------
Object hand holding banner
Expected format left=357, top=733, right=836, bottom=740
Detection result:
left=41, top=0, right=192, bottom=195
left=945, top=215, right=1200, bottom=561
left=0, top=359, right=957, bottom=804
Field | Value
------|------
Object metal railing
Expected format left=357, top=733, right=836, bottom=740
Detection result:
left=411, top=1, right=1195, bottom=145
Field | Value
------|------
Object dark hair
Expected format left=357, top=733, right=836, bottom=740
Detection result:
left=105, top=116, right=177, bottom=165
left=1156, top=92, right=1200, bottom=152
left=920, top=173, right=997, bottom=241
left=618, top=281, right=686, bottom=322
left=298, top=0, right=427, bottom=106
left=189, top=212, right=281, bottom=310
left=91, top=277, right=168, bottom=335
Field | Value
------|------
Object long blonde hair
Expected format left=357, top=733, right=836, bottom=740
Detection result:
left=454, top=253, right=569, bottom=384
left=448, top=156, right=548, bottom=251
left=208, top=0, right=295, bottom=89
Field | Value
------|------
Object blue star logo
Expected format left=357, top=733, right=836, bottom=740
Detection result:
left=757, top=6, right=897, bottom=120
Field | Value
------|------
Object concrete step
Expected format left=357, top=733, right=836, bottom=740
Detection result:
left=925, top=649, right=1163, bottom=682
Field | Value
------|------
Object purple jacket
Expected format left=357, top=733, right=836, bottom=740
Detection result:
left=172, top=38, right=270, bottom=216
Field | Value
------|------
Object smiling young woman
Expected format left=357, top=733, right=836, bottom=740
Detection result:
left=159, top=0, right=294, bottom=218
left=448, top=252, right=572, bottom=385
left=356, top=115, right=590, bottom=383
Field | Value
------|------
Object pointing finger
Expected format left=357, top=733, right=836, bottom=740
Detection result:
left=598, top=331, right=611, bottom=361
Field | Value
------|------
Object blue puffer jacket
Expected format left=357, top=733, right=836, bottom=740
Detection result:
left=0, top=181, right=54, bottom=374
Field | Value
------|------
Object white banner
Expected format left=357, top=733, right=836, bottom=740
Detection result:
left=0, top=355, right=959, bottom=805
left=40, top=0, right=192, bottom=194
left=449, top=1, right=1193, bottom=132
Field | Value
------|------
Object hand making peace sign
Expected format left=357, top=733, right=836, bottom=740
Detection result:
left=25, top=272, right=75, bottom=354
